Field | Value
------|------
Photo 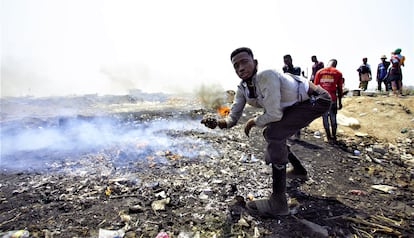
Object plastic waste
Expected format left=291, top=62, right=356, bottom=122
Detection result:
left=0, top=230, right=30, bottom=238
left=371, top=184, right=396, bottom=194
left=250, top=154, right=258, bottom=162
left=239, top=153, right=258, bottom=163
left=239, top=153, right=248, bottom=163
left=98, top=228, right=125, bottom=238
left=348, top=189, right=367, bottom=196
left=401, top=128, right=408, bottom=133
left=155, top=231, right=169, bottom=238
left=353, top=150, right=360, bottom=156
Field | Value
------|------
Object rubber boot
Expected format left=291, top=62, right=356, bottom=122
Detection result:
left=269, top=164, right=289, bottom=215
left=286, top=146, right=308, bottom=179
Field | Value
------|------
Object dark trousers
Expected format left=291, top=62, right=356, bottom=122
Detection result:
left=263, top=86, right=331, bottom=165
left=322, top=102, right=338, bottom=138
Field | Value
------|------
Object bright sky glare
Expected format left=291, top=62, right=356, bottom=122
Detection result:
left=1, top=0, right=413, bottom=97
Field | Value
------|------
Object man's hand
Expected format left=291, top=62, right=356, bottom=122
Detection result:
left=201, top=117, right=217, bottom=129
left=244, top=118, right=256, bottom=137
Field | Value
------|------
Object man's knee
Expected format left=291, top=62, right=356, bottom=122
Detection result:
left=265, top=141, right=289, bottom=165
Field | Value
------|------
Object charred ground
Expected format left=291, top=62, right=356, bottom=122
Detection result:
left=0, top=95, right=413, bottom=237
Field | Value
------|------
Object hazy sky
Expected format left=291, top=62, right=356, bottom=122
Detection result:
left=1, top=0, right=413, bottom=97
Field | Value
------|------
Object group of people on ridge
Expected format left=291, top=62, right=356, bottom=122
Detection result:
left=357, top=48, right=405, bottom=96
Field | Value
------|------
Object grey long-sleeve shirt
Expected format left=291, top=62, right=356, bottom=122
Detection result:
left=226, top=70, right=310, bottom=128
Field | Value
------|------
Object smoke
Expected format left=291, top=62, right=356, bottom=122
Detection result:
left=0, top=115, right=218, bottom=171
left=195, top=83, right=228, bottom=110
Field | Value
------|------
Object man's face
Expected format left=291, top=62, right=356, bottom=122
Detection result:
left=231, top=52, right=256, bottom=80
left=284, top=57, right=292, bottom=66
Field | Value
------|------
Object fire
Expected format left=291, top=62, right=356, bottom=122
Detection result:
left=217, top=105, right=230, bottom=116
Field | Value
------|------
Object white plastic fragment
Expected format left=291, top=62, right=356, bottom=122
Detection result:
left=371, top=184, right=397, bottom=194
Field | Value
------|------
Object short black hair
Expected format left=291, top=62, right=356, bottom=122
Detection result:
left=329, top=59, right=337, bottom=67
left=230, top=47, right=254, bottom=61
left=283, top=54, right=292, bottom=59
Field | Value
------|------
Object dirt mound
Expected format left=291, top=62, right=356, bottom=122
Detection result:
left=308, top=94, right=414, bottom=143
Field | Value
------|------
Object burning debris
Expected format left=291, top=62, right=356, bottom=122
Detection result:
left=0, top=94, right=413, bottom=237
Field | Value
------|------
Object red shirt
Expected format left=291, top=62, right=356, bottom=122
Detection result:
left=314, top=67, right=343, bottom=101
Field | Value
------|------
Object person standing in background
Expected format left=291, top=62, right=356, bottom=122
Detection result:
left=282, top=54, right=302, bottom=76
left=393, top=48, right=405, bottom=67
left=389, top=48, right=405, bottom=96
left=357, top=57, right=371, bottom=91
left=314, top=59, right=343, bottom=144
left=282, top=54, right=302, bottom=140
left=310, top=55, right=324, bottom=83
left=376, top=55, right=390, bottom=92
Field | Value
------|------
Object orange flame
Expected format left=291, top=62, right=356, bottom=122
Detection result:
left=217, top=105, right=230, bottom=116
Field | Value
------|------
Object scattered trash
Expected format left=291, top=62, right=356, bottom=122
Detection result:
left=239, top=153, right=259, bottom=163
left=151, top=198, right=170, bottom=211
left=348, top=189, right=367, bottom=196
left=371, top=185, right=397, bottom=194
left=371, top=157, right=383, bottom=164
left=353, top=150, right=360, bottom=156
left=313, top=131, right=321, bottom=138
left=246, top=193, right=254, bottom=201
left=177, top=231, right=199, bottom=238
left=129, top=204, right=144, bottom=213
left=237, top=217, right=250, bottom=227
left=155, top=231, right=169, bottom=238
left=98, top=228, right=125, bottom=238
left=105, top=186, right=111, bottom=196
left=239, top=153, right=248, bottom=163
left=355, top=132, right=368, bottom=137
left=155, top=190, right=167, bottom=199
left=0, top=230, right=30, bottom=238
left=250, top=154, right=258, bottom=162
left=198, top=192, right=209, bottom=200
left=253, top=227, right=260, bottom=238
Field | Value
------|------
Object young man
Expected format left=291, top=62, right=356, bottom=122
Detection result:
left=282, top=54, right=302, bottom=76
left=357, top=57, right=372, bottom=91
left=282, top=54, right=302, bottom=139
left=314, top=59, right=343, bottom=144
left=310, top=55, right=324, bottom=83
left=201, top=47, right=331, bottom=217
left=376, top=55, right=390, bottom=92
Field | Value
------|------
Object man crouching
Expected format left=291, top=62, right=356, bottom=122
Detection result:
left=201, top=47, right=331, bottom=217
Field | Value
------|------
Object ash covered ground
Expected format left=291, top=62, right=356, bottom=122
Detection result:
left=0, top=92, right=413, bottom=238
